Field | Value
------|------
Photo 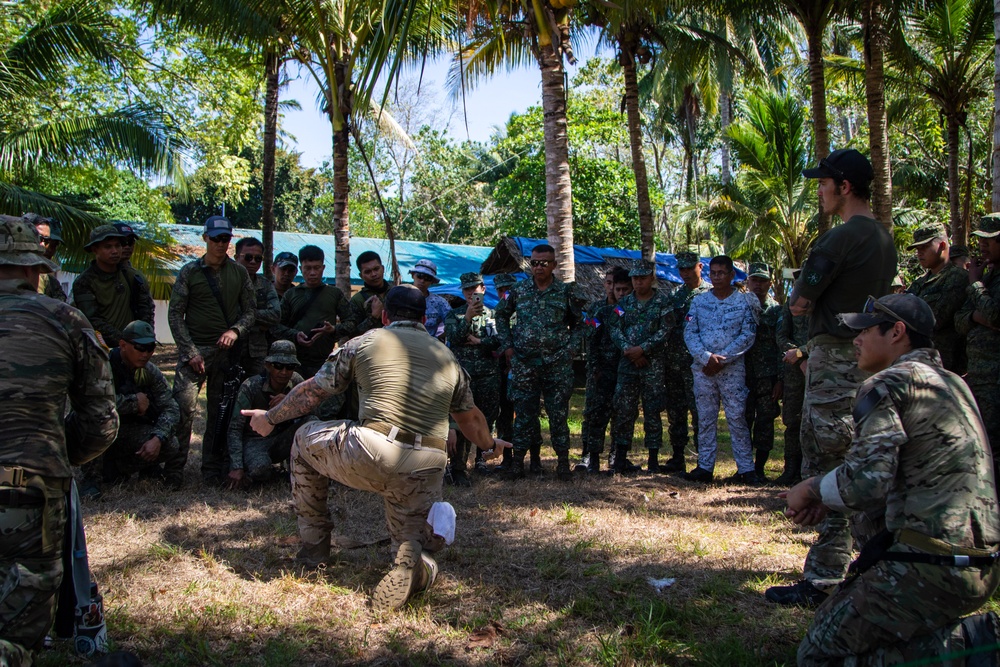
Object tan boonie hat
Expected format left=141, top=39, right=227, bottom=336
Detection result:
left=0, top=215, right=59, bottom=272
left=907, top=223, right=948, bottom=249
left=264, top=340, right=300, bottom=367
left=972, top=213, right=1000, bottom=239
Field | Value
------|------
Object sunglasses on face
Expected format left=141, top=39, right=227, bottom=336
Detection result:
left=863, top=295, right=915, bottom=331
left=529, top=259, right=553, bottom=267
left=412, top=273, right=433, bottom=281
left=132, top=343, right=156, bottom=353
left=241, top=254, right=263, bottom=263
left=209, top=235, right=232, bottom=244
left=39, top=236, right=59, bottom=246
left=270, top=363, right=297, bottom=371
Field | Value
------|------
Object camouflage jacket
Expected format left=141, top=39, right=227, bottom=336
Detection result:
left=109, top=347, right=178, bottom=444
left=228, top=371, right=303, bottom=470
left=746, top=296, right=782, bottom=378
left=683, top=289, right=760, bottom=369
left=907, top=262, right=968, bottom=372
left=444, top=303, right=501, bottom=378
left=776, top=300, right=810, bottom=379
left=955, top=267, right=1000, bottom=384
left=495, top=278, right=585, bottom=365
left=247, top=273, right=281, bottom=360
left=39, top=272, right=67, bottom=302
left=0, top=279, right=118, bottom=478
left=610, top=290, right=675, bottom=374
left=72, top=261, right=154, bottom=347
left=820, top=348, right=1000, bottom=549
left=345, top=280, right=391, bottom=337
left=582, top=298, right=621, bottom=369
left=666, top=281, right=711, bottom=367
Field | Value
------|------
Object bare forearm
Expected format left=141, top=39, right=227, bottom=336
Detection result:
left=265, top=378, right=330, bottom=424
left=451, top=407, right=494, bottom=451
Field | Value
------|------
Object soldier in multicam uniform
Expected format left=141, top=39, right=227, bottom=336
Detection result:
left=444, top=273, right=501, bottom=486
left=774, top=275, right=810, bottom=486
left=71, top=224, right=155, bottom=348
left=0, top=216, right=118, bottom=666
left=345, top=251, right=391, bottom=337
left=24, top=213, right=68, bottom=302
left=609, top=260, right=674, bottom=474
left=683, top=255, right=762, bottom=484
left=744, top=263, right=783, bottom=479
left=905, top=223, right=968, bottom=373
left=234, top=237, right=281, bottom=377
left=242, top=286, right=509, bottom=610
left=784, top=294, right=1000, bottom=666
left=495, top=244, right=585, bottom=481
left=579, top=267, right=631, bottom=474
left=167, top=216, right=256, bottom=488
left=492, top=273, right=518, bottom=470
left=767, top=149, right=897, bottom=607
left=956, top=213, right=1000, bottom=479
left=226, top=341, right=305, bottom=488
left=663, top=250, right=710, bottom=473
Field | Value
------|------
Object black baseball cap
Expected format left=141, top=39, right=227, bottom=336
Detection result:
left=384, top=285, right=426, bottom=319
left=802, top=148, right=874, bottom=184
left=838, top=293, right=935, bottom=338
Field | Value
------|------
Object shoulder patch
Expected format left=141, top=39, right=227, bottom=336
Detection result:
left=853, top=382, right=889, bottom=424
left=804, top=253, right=837, bottom=285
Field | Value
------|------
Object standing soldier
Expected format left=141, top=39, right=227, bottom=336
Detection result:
left=113, top=222, right=156, bottom=329
left=0, top=216, right=118, bottom=666
left=272, top=245, right=350, bottom=379
left=444, top=273, right=501, bottom=486
left=166, top=216, right=256, bottom=488
left=495, top=244, right=585, bottom=481
left=235, top=237, right=281, bottom=377
left=492, top=273, right=518, bottom=471
left=24, top=213, right=67, bottom=302
left=579, top=267, right=630, bottom=473
left=272, top=251, right=299, bottom=300
left=906, top=223, right=968, bottom=373
left=956, top=213, right=1000, bottom=473
left=663, top=250, right=711, bottom=473
left=774, top=275, right=810, bottom=486
left=609, top=260, right=674, bottom=474
left=766, top=148, right=896, bottom=607
left=346, top=251, right=391, bottom=337
left=72, top=225, right=154, bottom=348
left=744, top=263, right=783, bottom=479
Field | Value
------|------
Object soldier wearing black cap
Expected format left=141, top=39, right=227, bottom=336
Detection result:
left=241, top=285, right=510, bottom=610
left=23, top=213, right=67, bottom=302
left=272, top=251, right=299, bottom=299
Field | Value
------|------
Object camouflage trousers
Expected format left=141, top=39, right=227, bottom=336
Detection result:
left=581, top=361, right=618, bottom=454
left=240, top=420, right=300, bottom=481
left=0, top=476, right=68, bottom=667
left=692, top=360, right=754, bottom=474
left=169, top=345, right=234, bottom=482
left=782, top=364, right=806, bottom=462
left=82, top=422, right=179, bottom=484
left=509, top=356, right=573, bottom=455
left=612, top=366, right=666, bottom=452
left=799, top=557, right=1000, bottom=665
left=801, top=337, right=867, bottom=587
left=452, top=374, right=500, bottom=473
left=745, top=373, right=780, bottom=456
left=496, top=369, right=513, bottom=442
left=290, top=420, right=445, bottom=558
left=665, top=357, right=699, bottom=457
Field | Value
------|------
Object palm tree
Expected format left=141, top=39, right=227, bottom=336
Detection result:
left=862, top=0, right=893, bottom=228
left=451, top=0, right=578, bottom=281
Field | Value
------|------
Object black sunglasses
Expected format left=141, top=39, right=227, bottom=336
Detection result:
left=209, top=235, right=232, bottom=244
left=132, top=343, right=156, bottom=353
left=529, top=259, right=553, bottom=267
left=39, top=236, right=59, bottom=245
left=270, top=363, right=297, bottom=371
left=241, top=254, right=263, bottom=263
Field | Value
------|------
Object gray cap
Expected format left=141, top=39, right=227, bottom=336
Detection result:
left=84, top=224, right=126, bottom=251
left=122, top=320, right=158, bottom=345
left=264, top=340, right=300, bottom=366
left=0, top=215, right=59, bottom=272
left=410, top=258, right=440, bottom=283
left=838, top=293, right=935, bottom=338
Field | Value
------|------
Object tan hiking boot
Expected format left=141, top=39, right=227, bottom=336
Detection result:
left=373, top=540, right=426, bottom=611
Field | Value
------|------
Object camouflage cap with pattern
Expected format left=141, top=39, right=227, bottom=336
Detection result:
left=906, top=223, right=948, bottom=249
left=84, top=224, right=126, bottom=251
left=972, top=213, right=1000, bottom=239
left=748, top=262, right=772, bottom=279
left=629, top=259, right=656, bottom=277
left=264, top=340, right=300, bottom=366
left=493, top=273, right=518, bottom=289
left=0, top=215, right=59, bottom=272
left=675, top=251, right=700, bottom=269
left=460, top=272, right=484, bottom=289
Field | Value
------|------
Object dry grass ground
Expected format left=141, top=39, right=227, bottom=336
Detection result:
left=41, top=347, right=820, bottom=666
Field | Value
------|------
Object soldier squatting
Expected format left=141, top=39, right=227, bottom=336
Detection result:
left=3, top=147, right=1000, bottom=665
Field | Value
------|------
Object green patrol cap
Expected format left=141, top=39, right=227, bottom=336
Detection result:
left=264, top=340, right=300, bottom=367
left=122, top=320, right=158, bottom=345
left=675, top=251, right=700, bottom=269
left=748, top=262, right=772, bottom=279
left=972, top=213, right=1000, bottom=239
left=0, top=215, right=59, bottom=272
left=493, top=273, right=517, bottom=289
left=460, top=272, right=484, bottom=289
left=84, top=224, right=126, bottom=251
left=906, top=223, right=948, bottom=249
left=629, top=259, right=655, bottom=277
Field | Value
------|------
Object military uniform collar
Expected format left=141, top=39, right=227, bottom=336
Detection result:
left=262, top=375, right=295, bottom=395
left=385, top=320, right=426, bottom=332
left=894, top=347, right=942, bottom=368
left=89, top=259, right=121, bottom=277
left=0, top=278, right=35, bottom=293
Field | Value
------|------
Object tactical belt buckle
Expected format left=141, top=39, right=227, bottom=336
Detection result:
left=0, top=466, right=25, bottom=488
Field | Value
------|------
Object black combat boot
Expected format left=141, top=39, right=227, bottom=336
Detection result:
left=772, top=449, right=802, bottom=486
left=754, top=449, right=770, bottom=481
left=556, top=453, right=573, bottom=481
left=613, top=447, right=638, bottom=475
left=647, top=450, right=660, bottom=474
left=662, top=446, right=686, bottom=473
left=587, top=452, right=601, bottom=473
left=529, top=443, right=543, bottom=475
left=501, top=450, right=526, bottom=480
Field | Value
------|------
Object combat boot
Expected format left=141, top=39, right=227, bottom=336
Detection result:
left=373, top=540, right=427, bottom=611
left=587, top=453, right=601, bottom=474
left=647, top=450, right=660, bottom=474
left=574, top=453, right=590, bottom=473
left=662, top=447, right=686, bottom=473
left=294, top=539, right=331, bottom=568
left=754, top=449, right=770, bottom=481
left=613, top=447, right=638, bottom=475
left=529, top=450, right=543, bottom=475
left=556, top=453, right=573, bottom=481
left=501, top=451, right=526, bottom=480
left=772, top=449, right=803, bottom=486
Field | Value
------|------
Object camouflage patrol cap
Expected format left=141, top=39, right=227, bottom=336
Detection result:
left=264, top=340, right=300, bottom=367
left=274, top=251, right=298, bottom=269
left=906, top=223, right=948, bottom=249
left=950, top=245, right=970, bottom=259
left=0, top=215, right=59, bottom=272
left=839, top=293, right=935, bottom=337
left=84, top=224, right=126, bottom=251
left=493, top=273, right=517, bottom=289
left=972, top=213, right=1000, bottom=239
left=122, top=320, right=158, bottom=345
left=629, top=259, right=655, bottom=277
left=675, top=251, right=701, bottom=269
left=460, top=272, right=484, bottom=289
left=748, top=262, right=772, bottom=279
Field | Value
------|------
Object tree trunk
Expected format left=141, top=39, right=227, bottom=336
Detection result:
left=807, top=24, right=832, bottom=235
left=964, top=127, right=974, bottom=230
left=946, top=113, right=965, bottom=245
left=719, top=89, right=732, bottom=186
left=261, top=50, right=280, bottom=275
left=332, top=123, right=351, bottom=293
left=620, top=45, right=655, bottom=261
left=538, top=42, right=575, bottom=282
left=993, top=0, right=1000, bottom=212
left=863, top=0, right=893, bottom=231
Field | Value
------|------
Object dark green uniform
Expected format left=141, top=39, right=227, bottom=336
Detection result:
left=664, top=281, right=710, bottom=463
left=71, top=261, right=154, bottom=347
left=581, top=299, right=621, bottom=456
left=273, top=283, right=350, bottom=377
left=244, top=273, right=281, bottom=376
left=955, top=266, right=1000, bottom=469
left=775, top=301, right=809, bottom=483
left=745, top=295, right=782, bottom=470
left=907, top=262, right=968, bottom=373
left=345, top=280, right=391, bottom=337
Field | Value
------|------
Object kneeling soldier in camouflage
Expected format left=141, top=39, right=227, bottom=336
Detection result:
left=784, top=294, right=1000, bottom=665
left=226, top=340, right=305, bottom=488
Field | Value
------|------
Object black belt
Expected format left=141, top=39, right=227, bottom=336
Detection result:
left=0, top=487, right=44, bottom=508
left=361, top=421, right=446, bottom=451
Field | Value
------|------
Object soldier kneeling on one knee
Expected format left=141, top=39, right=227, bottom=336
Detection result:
left=226, top=340, right=306, bottom=488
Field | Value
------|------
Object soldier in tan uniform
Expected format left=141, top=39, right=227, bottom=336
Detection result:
left=243, top=286, right=509, bottom=610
